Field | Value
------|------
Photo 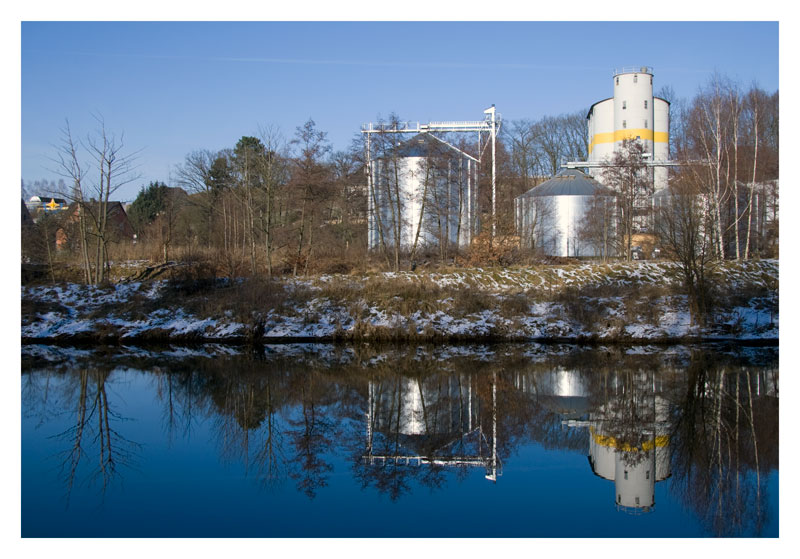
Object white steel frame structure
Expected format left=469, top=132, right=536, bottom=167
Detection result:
left=362, top=106, right=501, bottom=240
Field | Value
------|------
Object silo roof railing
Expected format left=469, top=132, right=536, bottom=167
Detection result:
left=613, top=66, right=653, bottom=76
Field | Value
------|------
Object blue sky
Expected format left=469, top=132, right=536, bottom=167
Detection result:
left=21, top=20, right=779, bottom=201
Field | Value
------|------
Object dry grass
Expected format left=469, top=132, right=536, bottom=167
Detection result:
left=498, top=292, right=531, bottom=316
left=21, top=256, right=778, bottom=343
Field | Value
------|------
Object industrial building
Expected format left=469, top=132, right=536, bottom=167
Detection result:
left=514, top=169, right=615, bottom=258
left=367, top=133, right=479, bottom=253
left=587, top=66, right=670, bottom=191
left=514, top=66, right=672, bottom=257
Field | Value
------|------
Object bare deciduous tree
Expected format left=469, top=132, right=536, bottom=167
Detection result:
left=600, top=139, right=651, bottom=261
left=50, top=117, right=140, bottom=284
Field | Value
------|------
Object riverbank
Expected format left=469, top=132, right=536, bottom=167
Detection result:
left=21, top=259, right=778, bottom=345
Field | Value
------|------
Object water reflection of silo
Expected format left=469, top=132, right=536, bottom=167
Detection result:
left=514, top=368, right=591, bottom=419
left=370, top=375, right=478, bottom=437
left=364, top=374, right=499, bottom=480
left=554, top=371, right=672, bottom=514
left=588, top=394, right=671, bottom=514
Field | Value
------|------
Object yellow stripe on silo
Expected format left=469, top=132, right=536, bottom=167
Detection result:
left=589, top=129, right=669, bottom=154
left=589, top=426, right=670, bottom=451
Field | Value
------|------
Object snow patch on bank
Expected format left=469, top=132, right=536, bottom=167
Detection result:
left=21, top=260, right=778, bottom=343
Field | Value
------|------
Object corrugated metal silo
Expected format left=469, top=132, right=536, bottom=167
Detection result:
left=515, top=169, right=616, bottom=258
left=368, top=134, right=478, bottom=253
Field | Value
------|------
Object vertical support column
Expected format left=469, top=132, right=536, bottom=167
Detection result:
left=486, top=370, right=498, bottom=482
left=483, top=105, right=497, bottom=240
left=366, top=380, right=373, bottom=461
left=492, top=111, right=496, bottom=239
left=491, top=106, right=497, bottom=239
left=365, top=129, right=373, bottom=250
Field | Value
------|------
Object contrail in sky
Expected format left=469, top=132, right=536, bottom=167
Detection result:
left=50, top=50, right=604, bottom=71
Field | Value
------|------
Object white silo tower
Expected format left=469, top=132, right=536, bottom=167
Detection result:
left=587, top=67, right=670, bottom=191
left=368, top=133, right=478, bottom=253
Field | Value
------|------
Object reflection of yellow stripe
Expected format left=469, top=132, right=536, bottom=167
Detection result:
left=590, top=426, right=669, bottom=451
left=588, top=130, right=669, bottom=154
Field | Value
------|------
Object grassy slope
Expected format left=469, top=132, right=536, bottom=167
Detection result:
left=21, top=259, right=779, bottom=344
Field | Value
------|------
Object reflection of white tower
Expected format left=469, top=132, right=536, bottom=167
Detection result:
left=370, top=376, right=477, bottom=436
left=398, top=378, right=426, bottom=435
left=587, top=67, right=670, bottom=191
left=587, top=394, right=671, bottom=513
left=560, top=370, right=672, bottom=514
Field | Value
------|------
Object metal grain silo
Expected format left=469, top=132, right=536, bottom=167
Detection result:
left=514, top=169, right=615, bottom=257
left=368, top=133, right=478, bottom=252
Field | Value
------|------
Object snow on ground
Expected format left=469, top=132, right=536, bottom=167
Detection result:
left=21, top=260, right=778, bottom=343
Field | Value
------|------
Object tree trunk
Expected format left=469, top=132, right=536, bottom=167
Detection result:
left=744, top=100, right=759, bottom=259
left=294, top=195, right=307, bottom=277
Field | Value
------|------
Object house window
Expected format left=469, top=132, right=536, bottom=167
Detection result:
left=634, top=74, right=638, bottom=83
left=616, top=77, right=619, bottom=85
left=646, top=470, right=650, bottom=479
left=644, top=100, right=648, bottom=109
left=644, top=119, right=648, bottom=128
left=636, top=497, right=640, bottom=505
left=624, top=470, right=628, bottom=480
left=623, top=120, right=627, bottom=129
left=650, top=76, right=653, bottom=84
left=623, top=100, right=627, bottom=110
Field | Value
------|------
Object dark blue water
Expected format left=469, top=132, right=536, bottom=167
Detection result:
left=21, top=344, right=778, bottom=538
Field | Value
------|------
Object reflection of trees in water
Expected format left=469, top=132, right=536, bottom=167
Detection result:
left=22, top=368, right=63, bottom=428
left=505, top=351, right=777, bottom=531
left=204, top=364, right=292, bottom=488
left=46, top=368, right=140, bottom=506
left=669, top=352, right=778, bottom=536
left=154, top=353, right=348, bottom=497
left=354, top=352, right=509, bottom=501
left=286, top=371, right=337, bottom=499
left=23, top=344, right=778, bottom=522
left=153, top=368, right=208, bottom=446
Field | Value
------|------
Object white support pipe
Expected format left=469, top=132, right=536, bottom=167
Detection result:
left=484, top=105, right=497, bottom=239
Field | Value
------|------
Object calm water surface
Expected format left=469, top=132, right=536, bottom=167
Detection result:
left=21, top=343, right=778, bottom=538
